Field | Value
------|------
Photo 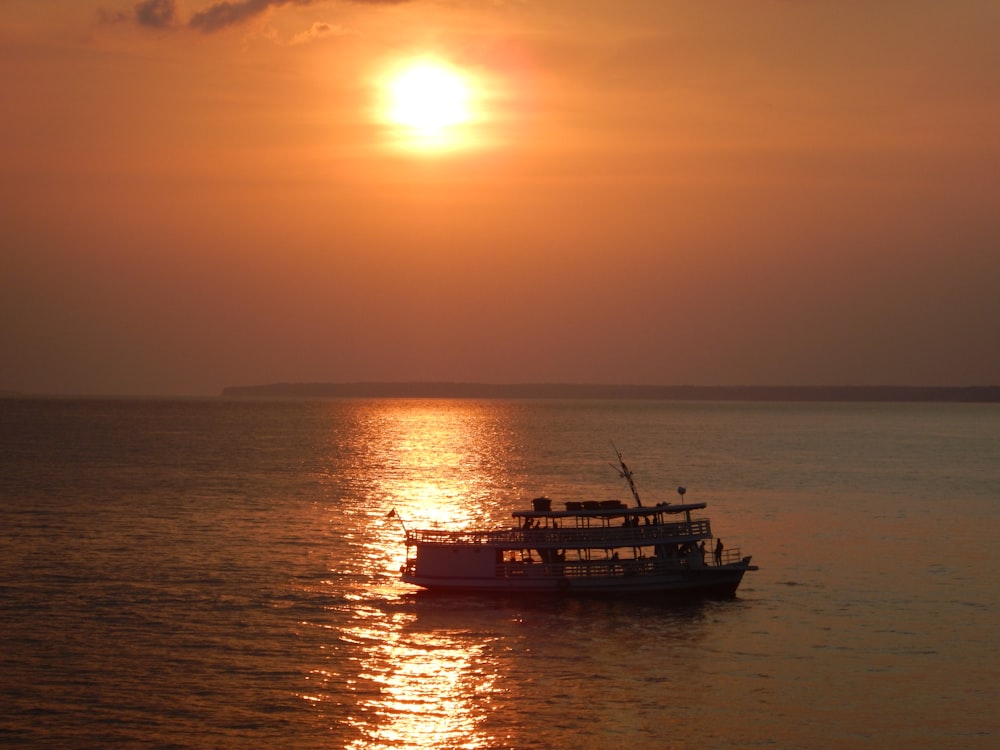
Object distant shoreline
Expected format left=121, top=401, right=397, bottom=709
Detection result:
left=219, top=382, right=1000, bottom=403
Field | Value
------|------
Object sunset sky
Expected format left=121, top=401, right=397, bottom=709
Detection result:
left=2, top=1, right=998, bottom=396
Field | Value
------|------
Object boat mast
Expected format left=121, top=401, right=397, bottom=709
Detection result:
left=610, top=442, right=642, bottom=507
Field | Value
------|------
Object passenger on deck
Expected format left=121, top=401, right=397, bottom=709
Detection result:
left=714, top=538, right=724, bottom=565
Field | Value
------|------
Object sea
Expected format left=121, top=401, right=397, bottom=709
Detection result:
left=0, top=397, right=997, bottom=749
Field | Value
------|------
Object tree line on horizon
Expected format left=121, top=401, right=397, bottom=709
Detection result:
left=220, top=382, right=1000, bottom=402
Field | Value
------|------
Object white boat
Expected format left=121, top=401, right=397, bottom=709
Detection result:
left=399, top=449, right=758, bottom=597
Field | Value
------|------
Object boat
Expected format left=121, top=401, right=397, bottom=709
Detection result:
left=398, top=448, right=758, bottom=597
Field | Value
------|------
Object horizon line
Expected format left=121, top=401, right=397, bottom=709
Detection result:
left=218, top=382, right=1000, bottom=403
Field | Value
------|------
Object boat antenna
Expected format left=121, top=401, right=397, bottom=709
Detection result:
left=387, top=507, right=407, bottom=534
left=610, top=441, right=642, bottom=507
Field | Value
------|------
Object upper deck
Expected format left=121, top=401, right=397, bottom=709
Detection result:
left=512, top=499, right=706, bottom=521
left=405, top=515, right=712, bottom=550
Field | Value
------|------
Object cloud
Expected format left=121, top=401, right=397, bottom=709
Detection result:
left=96, top=8, right=131, bottom=24
left=189, top=0, right=305, bottom=33
left=190, top=0, right=409, bottom=33
left=98, top=0, right=178, bottom=29
left=290, top=21, right=359, bottom=45
left=103, top=0, right=410, bottom=34
left=136, top=0, right=179, bottom=29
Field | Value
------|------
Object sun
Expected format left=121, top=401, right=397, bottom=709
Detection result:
left=381, top=59, right=475, bottom=149
left=389, top=64, right=470, bottom=132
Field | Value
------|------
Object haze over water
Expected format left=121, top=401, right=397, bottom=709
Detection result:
left=1, top=397, right=997, bottom=748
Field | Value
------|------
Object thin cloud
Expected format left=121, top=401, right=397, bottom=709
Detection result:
left=290, top=21, right=359, bottom=45
left=135, top=0, right=179, bottom=29
left=189, top=1, right=408, bottom=34
left=98, top=0, right=178, bottom=29
left=102, top=0, right=410, bottom=34
left=189, top=0, right=303, bottom=33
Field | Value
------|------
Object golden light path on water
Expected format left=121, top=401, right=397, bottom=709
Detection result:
left=351, top=401, right=521, bottom=532
left=306, top=401, right=524, bottom=748
left=340, top=608, right=499, bottom=749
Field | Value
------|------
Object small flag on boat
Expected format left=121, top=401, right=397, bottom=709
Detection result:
left=387, top=508, right=396, bottom=518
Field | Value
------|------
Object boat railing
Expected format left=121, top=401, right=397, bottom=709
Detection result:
left=716, top=548, right=748, bottom=566
left=491, top=547, right=747, bottom=580
left=405, top=519, right=711, bottom=548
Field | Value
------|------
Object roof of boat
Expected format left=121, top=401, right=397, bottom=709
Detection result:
left=512, top=502, right=707, bottom=518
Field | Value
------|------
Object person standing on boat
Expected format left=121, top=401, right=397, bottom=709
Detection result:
left=714, top=538, right=724, bottom=565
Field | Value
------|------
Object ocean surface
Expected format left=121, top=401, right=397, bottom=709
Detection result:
left=1, top=397, right=997, bottom=748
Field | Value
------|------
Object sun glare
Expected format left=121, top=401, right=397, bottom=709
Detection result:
left=381, top=59, right=476, bottom=150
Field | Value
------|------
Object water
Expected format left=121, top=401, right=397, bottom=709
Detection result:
left=0, top=397, right=997, bottom=748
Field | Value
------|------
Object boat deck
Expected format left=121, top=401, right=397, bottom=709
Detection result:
left=405, top=518, right=711, bottom=549
left=406, top=548, right=745, bottom=577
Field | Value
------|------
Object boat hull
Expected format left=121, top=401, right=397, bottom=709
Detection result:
left=401, top=562, right=753, bottom=598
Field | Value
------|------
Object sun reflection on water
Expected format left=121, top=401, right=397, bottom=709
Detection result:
left=346, top=400, right=524, bottom=528
left=309, top=401, right=523, bottom=748
left=337, top=608, right=500, bottom=750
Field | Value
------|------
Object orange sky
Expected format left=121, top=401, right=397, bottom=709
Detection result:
left=2, top=0, right=998, bottom=395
